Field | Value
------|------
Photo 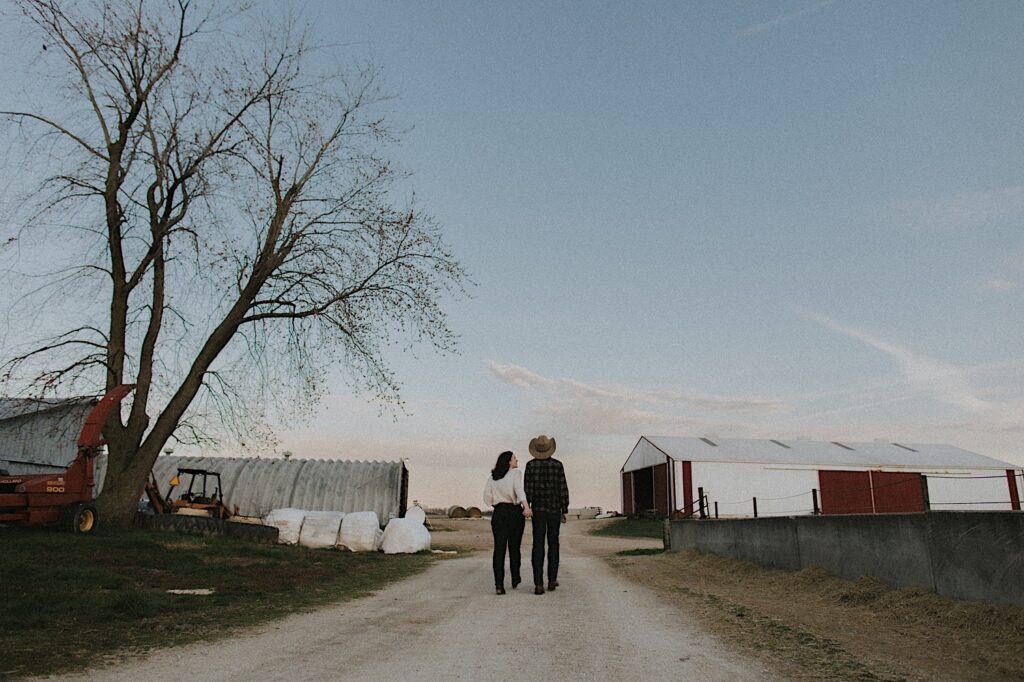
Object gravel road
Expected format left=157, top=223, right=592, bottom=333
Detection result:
left=45, top=524, right=773, bottom=681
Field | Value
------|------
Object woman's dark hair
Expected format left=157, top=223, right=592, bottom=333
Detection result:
left=491, top=451, right=514, bottom=480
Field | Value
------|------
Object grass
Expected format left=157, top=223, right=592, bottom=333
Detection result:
left=0, top=526, right=431, bottom=679
left=670, top=585, right=897, bottom=681
left=615, top=547, right=666, bottom=556
left=589, top=517, right=665, bottom=539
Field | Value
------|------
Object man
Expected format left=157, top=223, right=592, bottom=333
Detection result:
left=523, top=434, right=569, bottom=595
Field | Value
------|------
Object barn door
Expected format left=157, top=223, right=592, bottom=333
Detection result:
left=871, top=471, right=926, bottom=513
left=819, top=470, right=927, bottom=514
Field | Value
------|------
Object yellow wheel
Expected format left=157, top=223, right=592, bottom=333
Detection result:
left=60, top=502, right=98, bottom=534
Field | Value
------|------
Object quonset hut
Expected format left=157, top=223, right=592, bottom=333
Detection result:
left=622, top=436, right=1024, bottom=518
left=152, top=455, right=408, bottom=522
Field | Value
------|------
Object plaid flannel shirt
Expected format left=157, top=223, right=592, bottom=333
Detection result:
left=524, top=457, right=569, bottom=514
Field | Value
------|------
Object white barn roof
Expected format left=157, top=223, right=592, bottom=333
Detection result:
left=151, top=455, right=407, bottom=521
left=623, top=436, right=1017, bottom=473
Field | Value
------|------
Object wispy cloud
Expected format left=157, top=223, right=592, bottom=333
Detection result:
left=892, top=185, right=1024, bottom=233
left=486, top=360, right=787, bottom=435
left=984, top=278, right=1017, bottom=291
left=980, top=244, right=1024, bottom=292
left=804, top=312, right=993, bottom=413
left=735, top=0, right=835, bottom=39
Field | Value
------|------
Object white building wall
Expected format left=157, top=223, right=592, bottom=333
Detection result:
left=926, top=470, right=1015, bottom=511
left=689, top=462, right=819, bottom=517
left=623, top=438, right=670, bottom=473
left=670, top=461, right=1019, bottom=517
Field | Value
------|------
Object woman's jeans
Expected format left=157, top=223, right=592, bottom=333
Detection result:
left=491, top=503, right=525, bottom=588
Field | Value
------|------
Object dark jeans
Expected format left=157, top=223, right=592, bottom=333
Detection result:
left=531, top=511, right=561, bottom=586
left=491, top=503, right=525, bottom=588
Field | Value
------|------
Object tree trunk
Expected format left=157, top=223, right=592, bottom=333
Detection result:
left=96, top=440, right=160, bottom=529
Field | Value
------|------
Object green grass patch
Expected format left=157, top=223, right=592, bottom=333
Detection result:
left=0, top=526, right=431, bottom=679
left=590, top=517, right=664, bottom=539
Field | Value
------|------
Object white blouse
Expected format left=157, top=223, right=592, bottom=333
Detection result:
left=483, top=468, right=527, bottom=508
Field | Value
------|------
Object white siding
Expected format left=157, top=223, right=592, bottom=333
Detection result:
left=690, top=462, right=819, bottom=517
left=622, top=437, right=671, bottom=473
left=0, top=398, right=96, bottom=474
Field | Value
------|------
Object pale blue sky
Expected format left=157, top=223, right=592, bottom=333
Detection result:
left=3, top=2, right=1024, bottom=511
left=281, top=1, right=1024, bottom=510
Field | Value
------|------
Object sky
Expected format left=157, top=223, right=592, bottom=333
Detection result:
left=4, top=1, right=1024, bottom=513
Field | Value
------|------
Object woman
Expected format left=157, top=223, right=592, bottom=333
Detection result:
left=483, top=450, right=533, bottom=594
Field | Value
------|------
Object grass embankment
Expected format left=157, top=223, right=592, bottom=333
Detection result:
left=589, top=517, right=664, bottom=539
left=589, top=518, right=666, bottom=556
left=1, top=527, right=430, bottom=679
left=612, top=549, right=1024, bottom=681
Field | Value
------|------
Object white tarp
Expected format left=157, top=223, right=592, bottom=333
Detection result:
left=339, top=511, right=383, bottom=552
left=264, top=508, right=307, bottom=545
left=298, top=510, right=346, bottom=549
left=405, top=505, right=426, bottom=524
left=381, top=517, right=431, bottom=554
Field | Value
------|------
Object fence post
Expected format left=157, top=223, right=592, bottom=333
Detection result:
left=752, top=497, right=758, bottom=518
left=714, top=501, right=719, bottom=519
left=697, top=487, right=706, bottom=519
left=812, top=488, right=820, bottom=515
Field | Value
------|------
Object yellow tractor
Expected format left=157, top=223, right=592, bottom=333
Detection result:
left=144, top=468, right=238, bottom=520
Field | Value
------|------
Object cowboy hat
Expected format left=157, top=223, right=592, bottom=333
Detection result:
left=529, top=435, right=557, bottom=459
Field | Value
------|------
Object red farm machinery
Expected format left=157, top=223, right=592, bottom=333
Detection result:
left=0, top=384, right=134, bottom=534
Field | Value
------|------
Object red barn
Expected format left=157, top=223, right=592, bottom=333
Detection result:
left=621, top=436, right=1023, bottom=518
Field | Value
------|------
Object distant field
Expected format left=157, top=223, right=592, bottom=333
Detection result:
left=590, top=517, right=665, bottom=539
left=0, top=527, right=430, bottom=678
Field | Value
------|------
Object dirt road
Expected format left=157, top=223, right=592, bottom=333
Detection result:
left=46, top=521, right=773, bottom=682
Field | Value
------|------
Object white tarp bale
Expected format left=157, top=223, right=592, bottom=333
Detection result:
left=298, top=511, right=346, bottom=549
left=264, top=508, right=307, bottom=545
left=405, top=505, right=427, bottom=524
left=339, top=511, right=383, bottom=552
left=381, top=517, right=431, bottom=554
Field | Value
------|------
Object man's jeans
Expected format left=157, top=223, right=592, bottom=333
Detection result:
left=531, top=511, right=561, bottom=586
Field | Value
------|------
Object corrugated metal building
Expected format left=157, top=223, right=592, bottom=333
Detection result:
left=0, top=396, right=100, bottom=476
left=152, top=455, right=408, bottom=522
left=622, top=436, right=1024, bottom=518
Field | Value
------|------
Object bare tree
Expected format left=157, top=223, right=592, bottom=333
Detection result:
left=0, top=0, right=467, bottom=526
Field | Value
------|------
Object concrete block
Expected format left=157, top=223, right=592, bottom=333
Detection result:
left=796, top=514, right=934, bottom=590
left=926, top=511, right=1024, bottom=607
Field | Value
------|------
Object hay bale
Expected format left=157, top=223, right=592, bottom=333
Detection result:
left=466, top=506, right=482, bottom=518
left=447, top=505, right=467, bottom=518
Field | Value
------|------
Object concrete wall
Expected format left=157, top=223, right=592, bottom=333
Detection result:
left=668, top=511, right=1024, bottom=607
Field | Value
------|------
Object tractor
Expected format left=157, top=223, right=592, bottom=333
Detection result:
left=144, top=467, right=237, bottom=520
left=0, top=384, right=135, bottom=534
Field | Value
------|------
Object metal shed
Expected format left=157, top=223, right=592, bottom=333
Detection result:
left=622, top=436, right=1024, bottom=518
left=152, top=455, right=408, bottom=522
left=0, top=396, right=101, bottom=476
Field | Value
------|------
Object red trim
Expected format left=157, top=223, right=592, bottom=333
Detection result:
left=668, top=458, right=676, bottom=513
left=1007, top=470, right=1021, bottom=511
